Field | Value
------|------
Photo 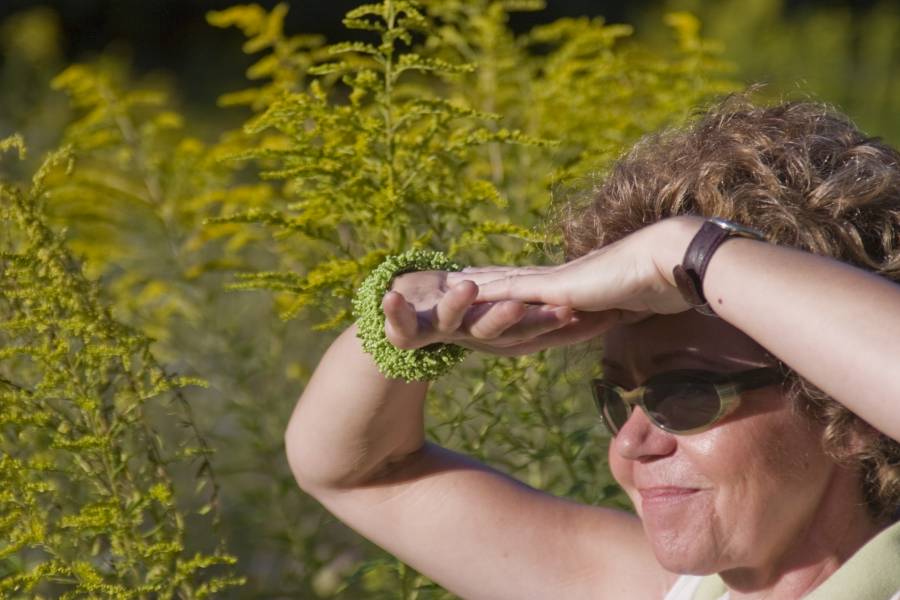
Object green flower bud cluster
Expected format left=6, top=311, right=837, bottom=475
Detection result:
left=352, top=249, right=471, bottom=382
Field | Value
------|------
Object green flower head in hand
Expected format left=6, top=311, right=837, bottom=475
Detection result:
left=352, top=249, right=471, bottom=382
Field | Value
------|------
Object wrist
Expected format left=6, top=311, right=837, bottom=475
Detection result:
left=652, top=216, right=708, bottom=288
left=665, top=216, right=768, bottom=317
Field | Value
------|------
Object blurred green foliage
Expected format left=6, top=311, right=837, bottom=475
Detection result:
left=640, top=0, right=900, bottom=145
left=0, top=141, right=242, bottom=597
left=197, top=5, right=732, bottom=594
left=4, top=0, right=894, bottom=597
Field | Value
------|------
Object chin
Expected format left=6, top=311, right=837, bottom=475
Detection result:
left=651, top=537, right=722, bottom=575
left=636, top=487, right=725, bottom=574
left=642, top=517, right=722, bottom=575
left=651, top=543, right=719, bottom=576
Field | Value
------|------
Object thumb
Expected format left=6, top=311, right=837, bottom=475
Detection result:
left=382, top=291, right=420, bottom=348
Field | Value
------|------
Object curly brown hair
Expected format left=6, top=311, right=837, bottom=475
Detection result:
left=555, top=91, right=900, bottom=523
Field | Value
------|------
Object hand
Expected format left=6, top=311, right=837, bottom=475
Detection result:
left=382, top=271, right=630, bottom=357
left=444, top=216, right=705, bottom=316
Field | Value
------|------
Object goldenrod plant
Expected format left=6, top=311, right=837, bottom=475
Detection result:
left=205, top=1, right=734, bottom=596
left=0, top=141, right=242, bottom=598
left=1, top=1, right=738, bottom=597
left=206, top=3, right=329, bottom=111
left=209, top=1, right=554, bottom=332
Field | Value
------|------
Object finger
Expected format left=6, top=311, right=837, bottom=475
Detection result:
left=530, top=310, right=626, bottom=346
left=497, top=304, right=573, bottom=341
left=446, top=266, right=553, bottom=287
left=462, top=300, right=527, bottom=340
left=489, top=310, right=627, bottom=356
left=434, top=279, right=478, bottom=333
left=455, top=300, right=572, bottom=343
left=446, top=272, right=514, bottom=288
left=474, top=272, right=564, bottom=305
left=382, top=291, right=419, bottom=348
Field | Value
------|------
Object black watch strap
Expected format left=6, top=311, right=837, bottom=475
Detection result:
left=672, top=218, right=766, bottom=317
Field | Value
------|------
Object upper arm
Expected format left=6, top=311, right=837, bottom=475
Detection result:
left=302, top=441, right=676, bottom=600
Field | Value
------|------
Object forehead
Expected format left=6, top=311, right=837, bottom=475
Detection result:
left=601, top=311, right=775, bottom=373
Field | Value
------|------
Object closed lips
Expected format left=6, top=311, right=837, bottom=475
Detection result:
left=638, top=487, right=702, bottom=499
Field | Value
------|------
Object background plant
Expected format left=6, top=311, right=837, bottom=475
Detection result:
left=0, top=0, right=784, bottom=597
left=638, top=0, right=900, bottom=143
left=203, top=1, right=735, bottom=596
left=0, top=140, right=241, bottom=598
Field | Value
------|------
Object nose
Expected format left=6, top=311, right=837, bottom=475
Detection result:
left=612, top=407, right=677, bottom=461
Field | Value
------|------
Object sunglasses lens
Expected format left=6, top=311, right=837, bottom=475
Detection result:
left=644, top=381, right=722, bottom=432
left=595, top=385, right=629, bottom=433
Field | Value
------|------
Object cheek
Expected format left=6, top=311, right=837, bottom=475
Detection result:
left=686, top=400, right=832, bottom=548
left=688, top=387, right=819, bottom=477
left=715, top=403, right=825, bottom=494
left=688, top=405, right=816, bottom=511
left=745, top=412, right=829, bottom=507
left=686, top=423, right=753, bottom=484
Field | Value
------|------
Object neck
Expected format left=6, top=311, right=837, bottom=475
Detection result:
left=719, top=470, right=884, bottom=600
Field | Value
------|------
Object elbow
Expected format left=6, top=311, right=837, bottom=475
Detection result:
left=284, top=410, right=348, bottom=496
left=283, top=416, right=302, bottom=484
left=284, top=413, right=318, bottom=495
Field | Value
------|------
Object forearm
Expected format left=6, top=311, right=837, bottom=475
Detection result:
left=284, top=322, right=429, bottom=491
left=699, top=234, right=900, bottom=441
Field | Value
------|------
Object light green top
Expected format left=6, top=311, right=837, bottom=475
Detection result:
left=693, top=519, right=900, bottom=600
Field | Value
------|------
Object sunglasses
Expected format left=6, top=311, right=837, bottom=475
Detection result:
left=591, top=367, right=783, bottom=436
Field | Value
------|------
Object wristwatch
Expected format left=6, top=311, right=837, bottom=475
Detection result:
left=672, top=217, right=766, bottom=317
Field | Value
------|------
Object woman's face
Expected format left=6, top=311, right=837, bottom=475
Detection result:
left=603, top=310, right=840, bottom=574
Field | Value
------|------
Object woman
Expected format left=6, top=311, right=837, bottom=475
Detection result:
left=285, top=97, right=900, bottom=599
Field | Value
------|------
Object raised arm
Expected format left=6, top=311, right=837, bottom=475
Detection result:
left=466, top=215, right=900, bottom=443
left=285, top=274, right=675, bottom=599
left=684, top=220, right=900, bottom=442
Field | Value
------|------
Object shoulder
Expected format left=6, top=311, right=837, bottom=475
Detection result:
left=805, top=519, right=900, bottom=599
